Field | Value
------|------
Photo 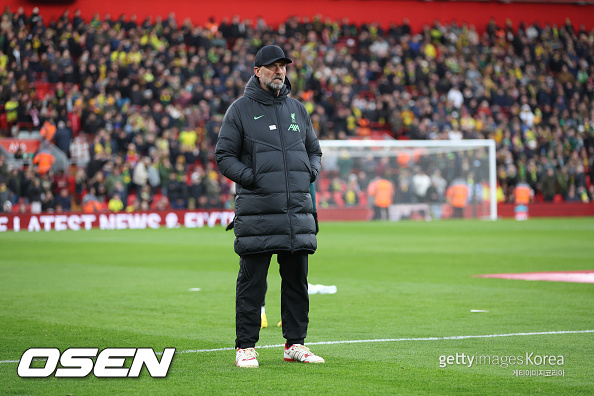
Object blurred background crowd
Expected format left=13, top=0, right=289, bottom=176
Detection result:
left=0, top=6, right=593, bottom=214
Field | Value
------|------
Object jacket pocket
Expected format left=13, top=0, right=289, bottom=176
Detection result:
left=251, top=141, right=257, bottom=185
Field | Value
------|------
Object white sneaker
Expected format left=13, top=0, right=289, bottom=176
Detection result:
left=236, top=348, right=259, bottom=368
left=284, top=344, right=325, bottom=363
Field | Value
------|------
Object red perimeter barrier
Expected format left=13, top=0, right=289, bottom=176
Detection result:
left=497, top=202, right=594, bottom=218
left=319, top=203, right=594, bottom=221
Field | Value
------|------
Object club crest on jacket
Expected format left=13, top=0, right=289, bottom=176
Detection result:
left=288, top=113, right=300, bottom=132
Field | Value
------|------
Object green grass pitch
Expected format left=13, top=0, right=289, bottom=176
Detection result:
left=1, top=218, right=593, bottom=395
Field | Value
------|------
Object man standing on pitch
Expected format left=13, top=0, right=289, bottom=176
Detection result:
left=215, top=45, right=324, bottom=368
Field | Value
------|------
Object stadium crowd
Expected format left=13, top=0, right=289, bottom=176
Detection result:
left=0, top=6, right=593, bottom=214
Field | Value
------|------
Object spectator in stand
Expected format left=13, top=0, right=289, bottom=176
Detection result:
left=576, top=186, right=590, bottom=203
left=138, top=185, right=153, bottom=207
left=202, top=170, right=222, bottom=209
left=1, top=7, right=593, bottom=212
left=90, top=171, right=108, bottom=203
left=27, top=176, right=42, bottom=214
left=54, top=120, right=73, bottom=156
left=0, top=180, right=10, bottom=212
left=108, top=192, right=124, bottom=212
left=186, top=172, right=204, bottom=209
left=4, top=96, right=18, bottom=133
left=158, top=157, right=174, bottom=195
left=70, top=135, right=90, bottom=166
left=82, top=186, right=103, bottom=213
left=0, top=155, right=9, bottom=182
left=73, top=167, right=87, bottom=206
left=51, top=169, right=69, bottom=197
left=105, top=167, right=124, bottom=197
left=147, top=157, right=161, bottom=193
left=140, top=200, right=151, bottom=211
left=41, top=190, right=55, bottom=212
left=540, top=168, right=557, bottom=202
left=132, top=156, right=150, bottom=194
left=55, top=188, right=72, bottom=212
left=166, top=172, right=187, bottom=209
left=556, top=166, right=569, bottom=199
left=7, top=168, right=22, bottom=205
left=126, top=197, right=142, bottom=213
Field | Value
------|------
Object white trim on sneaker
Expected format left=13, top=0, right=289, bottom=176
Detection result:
left=284, top=344, right=325, bottom=363
left=236, top=348, right=259, bottom=368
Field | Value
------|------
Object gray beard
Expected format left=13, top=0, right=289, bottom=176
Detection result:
left=266, top=79, right=284, bottom=93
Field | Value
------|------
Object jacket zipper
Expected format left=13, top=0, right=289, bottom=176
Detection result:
left=274, top=99, right=294, bottom=253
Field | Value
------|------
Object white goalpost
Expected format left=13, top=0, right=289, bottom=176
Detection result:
left=317, top=140, right=497, bottom=221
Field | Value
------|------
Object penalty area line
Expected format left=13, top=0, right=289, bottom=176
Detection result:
left=1, top=329, right=593, bottom=364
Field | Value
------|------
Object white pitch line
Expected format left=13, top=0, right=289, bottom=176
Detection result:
left=174, top=329, right=594, bottom=355
left=2, top=329, right=593, bottom=364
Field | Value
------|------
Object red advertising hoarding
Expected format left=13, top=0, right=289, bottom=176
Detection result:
left=0, top=204, right=591, bottom=233
left=0, top=210, right=235, bottom=232
left=0, top=138, right=41, bottom=155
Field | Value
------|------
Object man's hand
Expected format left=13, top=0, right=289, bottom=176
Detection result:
left=226, top=219, right=234, bottom=231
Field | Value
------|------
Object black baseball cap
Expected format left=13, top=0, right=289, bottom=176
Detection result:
left=254, top=45, right=292, bottom=67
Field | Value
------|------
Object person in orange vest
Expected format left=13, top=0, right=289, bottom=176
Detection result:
left=32, top=152, right=56, bottom=175
left=82, top=186, right=104, bottom=213
left=40, top=119, right=57, bottom=142
left=445, top=178, right=469, bottom=218
left=513, top=182, right=533, bottom=221
left=367, top=176, right=395, bottom=220
left=513, top=182, right=533, bottom=205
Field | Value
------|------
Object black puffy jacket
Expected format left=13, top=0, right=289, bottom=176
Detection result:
left=215, top=76, right=322, bottom=256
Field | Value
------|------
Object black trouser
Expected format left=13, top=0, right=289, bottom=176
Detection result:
left=235, top=252, right=309, bottom=349
left=373, top=205, right=389, bottom=220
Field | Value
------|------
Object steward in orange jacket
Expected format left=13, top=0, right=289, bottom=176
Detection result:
left=513, top=182, right=533, bottom=205
left=446, top=178, right=469, bottom=218
left=367, top=177, right=395, bottom=220
left=40, top=120, right=57, bottom=141
left=32, top=152, right=55, bottom=175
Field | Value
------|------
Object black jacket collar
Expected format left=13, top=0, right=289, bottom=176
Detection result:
left=244, top=75, right=292, bottom=105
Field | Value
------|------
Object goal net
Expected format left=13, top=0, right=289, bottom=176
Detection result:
left=316, top=140, right=497, bottom=221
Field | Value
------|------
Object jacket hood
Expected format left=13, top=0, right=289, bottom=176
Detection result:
left=244, top=75, right=292, bottom=105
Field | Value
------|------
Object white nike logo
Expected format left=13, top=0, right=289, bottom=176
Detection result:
left=254, top=115, right=264, bottom=119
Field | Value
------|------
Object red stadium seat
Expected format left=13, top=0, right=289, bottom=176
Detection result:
left=127, top=194, right=137, bottom=206
left=34, top=82, right=53, bottom=101
left=0, top=113, right=7, bottom=133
